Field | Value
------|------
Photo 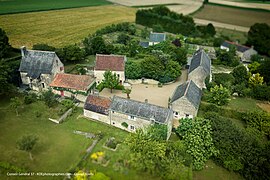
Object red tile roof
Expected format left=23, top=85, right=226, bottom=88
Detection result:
left=84, top=95, right=112, bottom=114
left=50, top=73, right=95, bottom=91
left=95, top=54, right=125, bottom=71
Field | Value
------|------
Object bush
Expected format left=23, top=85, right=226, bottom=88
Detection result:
left=96, top=83, right=105, bottom=92
left=24, top=93, right=37, bottom=104
left=115, top=84, right=124, bottom=90
left=61, top=99, right=74, bottom=109
left=121, top=122, right=128, bottom=128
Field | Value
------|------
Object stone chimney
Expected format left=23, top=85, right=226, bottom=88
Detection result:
left=21, top=46, right=27, bottom=57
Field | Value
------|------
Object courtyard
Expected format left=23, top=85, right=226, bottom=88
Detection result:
left=100, top=70, right=188, bottom=107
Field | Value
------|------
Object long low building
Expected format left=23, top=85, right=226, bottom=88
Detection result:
left=84, top=95, right=173, bottom=140
left=50, top=73, right=96, bottom=102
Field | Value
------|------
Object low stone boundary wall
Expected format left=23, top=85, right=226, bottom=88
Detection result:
left=127, top=78, right=159, bottom=85
left=48, top=108, right=73, bottom=124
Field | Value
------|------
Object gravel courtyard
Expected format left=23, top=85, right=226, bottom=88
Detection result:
left=100, top=70, right=188, bottom=108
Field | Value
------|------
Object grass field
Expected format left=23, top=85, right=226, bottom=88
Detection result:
left=193, top=4, right=270, bottom=27
left=215, top=28, right=247, bottom=44
left=0, top=5, right=136, bottom=48
left=0, top=0, right=111, bottom=15
left=0, top=97, right=92, bottom=179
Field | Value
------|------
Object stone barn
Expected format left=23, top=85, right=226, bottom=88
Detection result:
left=170, top=80, right=202, bottom=120
left=188, top=49, right=211, bottom=89
left=19, top=46, right=64, bottom=91
left=94, top=54, right=126, bottom=84
left=50, top=73, right=96, bottom=102
left=84, top=95, right=112, bottom=124
left=109, top=96, right=173, bottom=140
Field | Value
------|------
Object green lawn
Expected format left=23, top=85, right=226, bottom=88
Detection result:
left=0, top=0, right=111, bottom=15
left=226, top=97, right=260, bottom=111
left=0, top=96, right=92, bottom=179
left=193, top=160, right=243, bottom=180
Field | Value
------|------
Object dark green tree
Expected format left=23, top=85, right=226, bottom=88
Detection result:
left=83, top=36, right=110, bottom=55
left=117, top=33, right=130, bottom=45
left=247, top=23, right=270, bottom=56
left=102, top=70, right=119, bottom=93
left=141, top=56, right=164, bottom=80
left=208, top=84, right=230, bottom=106
left=125, top=61, right=142, bottom=79
left=17, top=135, right=38, bottom=160
left=60, top=44, right=85, bottom=62
left=258, top=57, right=270, bottom=84
left=141, top=27, right=149, bottom=39
left=0, top=28, right=11, bottom=59
left=152, top=24, right=164, bottom=33
left=32, top=44, right=56, bottom=51
left=42, top=89, right=57, bottom=108
left=231, top=65, right=249, bottom=85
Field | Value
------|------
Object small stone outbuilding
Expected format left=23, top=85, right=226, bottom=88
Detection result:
left=149, top=32, right=166, bottom=46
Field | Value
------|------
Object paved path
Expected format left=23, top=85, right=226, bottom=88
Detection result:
left=210, top=0, right=270, bottom=11
left=194, top=18, right=250, bottom=32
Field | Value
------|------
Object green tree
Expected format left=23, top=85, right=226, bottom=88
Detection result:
left=231, top=65, right=249, bottom=85
left=177, top=117, right=217, bottom=170
left=42, top=89, right=57, bottom=108
left=122, top=88, right=132, bottom=99
left=248, top=61, right=260, bottom=74
left=249, top=73, right=264, bottom=87
left=141, top=56, right=164, bottom=80
left=60, top=44, right=85, bottom=62
left=83, top=36, right=110, bottom=55
left=117, top=33, right=130, bottom=45
left=163, top=60, right=181, bottom=81
left=10, top=97, right=21, bottom=116
left=213, top=73, right=235, bottom=89
left=152, top=24, right=164, bottom=33
left=32, top=44, right=56, bottom=51
left=258, top=57, right=270, bottom=84
left=102, top=71, right=119, bottom=93
left=125, top=61, right=142, bottom=79
left=247, top=23, right=270, bottom=56
left=16, top=135, right=38, bottom=160
left=141, top=27, right=149, bottom=39
left=0, top=28, right=11, bottom=59
left=208, top=84, right=230, bottom=106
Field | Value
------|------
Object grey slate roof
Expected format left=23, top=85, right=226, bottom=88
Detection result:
left=149, top=32, right=166, bottom=43
left=139, top=41, right=149, bottom=48
left=171, top=80, right=202, bottom=109
left=189, top=49, right=211, bottom=74
left=109, top=96, right=172, bottom=124
left=19, top=47, right=57, bottom=79
left=221, top=41, right=250, bottom=53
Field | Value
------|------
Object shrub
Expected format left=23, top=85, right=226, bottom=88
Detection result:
left=96, top=83, right=105, bottom=92
left=24, top=93, right=37, bottom=104
left=61, top=99, right=74, bottom=109
left=121, top=122, right=128, bottom=128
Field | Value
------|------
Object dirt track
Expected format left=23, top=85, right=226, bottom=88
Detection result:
left=210, top=0, right=270, bottom=11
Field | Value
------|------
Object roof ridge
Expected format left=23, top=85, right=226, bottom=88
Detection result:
left=184, top=81, right=191, bottom=96
left=199, top=50, right=203, bottom=66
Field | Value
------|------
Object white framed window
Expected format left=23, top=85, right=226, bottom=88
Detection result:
left=130, top=125, right=135, bottom=130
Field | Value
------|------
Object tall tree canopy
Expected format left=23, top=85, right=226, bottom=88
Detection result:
left=0, top=28, right=11, bottom=59
left=247, top=23, right=270, bottom=56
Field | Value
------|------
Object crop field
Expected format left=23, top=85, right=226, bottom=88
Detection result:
left=193, top=4, right=270, bottom=27
left=0, top=5, right=136, bottom=48
left=0, top=0, right=111, bottom=15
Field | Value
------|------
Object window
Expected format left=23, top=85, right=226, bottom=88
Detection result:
left=112, top=111, right=114, bottom=114
left=130, top=125, right=135, bottom=130
left=129, top=115, right=135, bottom=120
left=60, top=67, right=64, bottom=71
left=42, top=83, right=45, bottom=88
left=185, top=114, right=190, bottom=118
left=175, top=112, right=179, bottom=115
left=112, top=122, right=115, bottom=125
left=117, top=74, right=120, bottom=78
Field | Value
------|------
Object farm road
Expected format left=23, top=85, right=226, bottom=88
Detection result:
left=210, top=0, right=270, bottom=11
left=107, top=0, right=203, bottom=15
left=194, top=18, right=250, bottom=32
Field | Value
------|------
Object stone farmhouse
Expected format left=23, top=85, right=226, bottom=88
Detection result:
left=84, top=95, right=173, bottom=140
left=50, top=73, right=96, bottom=102
left=94, top=54, right=126, bottom=84
left=188, top=49, right=211, bottom=89
left=220, top=41, right=257, bottom=63
left=170, top=80, right=202, bottom=120
left=19, top=46, right=64, bottom=91
left=149, top=32, right=166, bottom=46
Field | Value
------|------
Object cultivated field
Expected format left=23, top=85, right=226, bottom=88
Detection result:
left=193, top=4, right=270, bottom=27
left=0, top=0, right=111, bottom=15
left=0, top=5, right=136, bottom=48
left=108, top=0, right=203, bottom=15
left=210, top=0, right=270, bottom=10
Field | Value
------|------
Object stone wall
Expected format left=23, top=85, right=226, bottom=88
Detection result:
left=172, top=97, right=197, bottom=119
left=94, top=70, right=125, bottom=84
left=109, top=111, right=151, bottom=132
left=188, top=67, right=208, bottom=89
left=84, top=109, right=110, bottom=124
